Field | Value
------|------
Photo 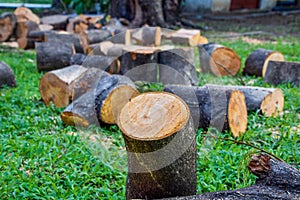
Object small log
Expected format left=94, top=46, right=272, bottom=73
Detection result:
left=70, top=54, right=120, bottom=74
left=66, top=15, right=89, bottom=33
left=88, top=41, right=125, bottom=57
left=118, top=92, right=196, bottom=199
left=264, top=61, right=300, bottom=87
left=108, top=29, right=131, bottom=45
left=45, top=31, right=89, bottom=53
left=164, top=84, right=248, bottom=137
left=41, top=15, right=69, bottom=30
left=36, top=42, right=75, bottom=72
left=14, top=7, right=40, bottom=24
left=165, top=153, right=300, bottom=200
left=158, top=47, right=198, bottom=86
left=39, top=65, right=87, bottom=107
left=170, top=29, right=200, bottom=47
left=131, top=26, right=161, bottom=46
left=243, top=48, right=285, bottom=77
left=198, top=43, right=241, bottom=76
left=86, top=29, right=112, bottom=44
left=0, top=61, right=17, bottom=88
left=94, top=75, right=139, bottom=124
left=15, top=21, right=40, bottom=49
left=198, top=36, right=208, bottom=45
left=0, top=12, right=17, bottom=42
left=38, top=24, right=53, bottom=31
left=206, top=84, right=284, bottom=117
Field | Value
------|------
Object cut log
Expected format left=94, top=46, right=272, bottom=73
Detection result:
left=36, top=42, right=75, bottom=72
left=66, top=15, right=89, bottom=33
left=163, top=84, right=248, bottom=137
left=158, top=48, right=198, bottom=86
left=198, top=36, right=208, bottom=45
left=39, top=65, right=87, bottom=107
left=45, top=31, right=89, bottom=53
left=86, top=29, right=112, bottom=44
left=14, top=7, right=40, bottom=24
left=41, top=15, right=69, bottom=30
left=15, top=20, right=40, bottom=39
left=38, top=24, right=53, bottom=31
left=165, top=153, right=300, bottom=200
left=206, top=84, right=284, bottom=117
left=131, top=26, right=161, bottom=46
left=170, top=29, right=200, bottom=47
left=0, top=61, right=17, bottom=88
left=108, top=29, right=131, bottom=45
left=118, top=92, right=196, bottom=199
left=243, top=48, right=285, bottom=77
left=88, top=41, right=125, bottom=57
left=264, top=61, right=300, bottom=87
left=70, top=54, right=120, bottom=74
left=198, top=43, right=241, bottom=76
left=94, top=75, right=139, bottom=124
left=0, top=12, right=17, bottom=42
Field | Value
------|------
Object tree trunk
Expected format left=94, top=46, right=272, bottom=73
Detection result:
left=162, top=0, right=180, bottom=24
left=264, top=61, right=300, bottom=87
left=164, top=153, right=300, bottom=200
left=36, top=42, right=75, bottom=72
left=39, top=65, right=87, bottom=107
left=94, top=75, right=139, bottom=124
left=158, top=47, right=198, bottom=86
left=198, top=43, right=241, bottom=76
left=0, top=61, right=17, bottom=88
left=163, top=84, right=248, bottom=137
left=118, top=92, right=197, bottom=199
left=0, top=12, right=17, bottom=42
left=206, top=84, right=285, bottom=117
left=41, top=15, right=70, bottom=30
left=109, top=0, right=136, bottom=21
left=243, top=48, right=285, bottom=77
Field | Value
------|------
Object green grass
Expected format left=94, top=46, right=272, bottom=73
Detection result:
left=0, top=35, right=299, bottom=199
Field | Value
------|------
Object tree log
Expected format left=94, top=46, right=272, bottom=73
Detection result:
left=39, top=65, right=87, bottom=107
left=0, top=12, right=17, bottom=42
left=45, top=31, right=89, bottom=53
left=108, top=29, right=131, bottom=45
left=264, top=61, right=300, bottom=87
left=94, top=75, right=139, bottom=124
left=88, top=41, right=125, bottom=57
left=0, top=61, right=16, bottom=88
left=206, top=84, right=284, bottom=117
left=243, top=48, right=285, bottom=77
left=15, top=21, right=40, bottom=49
left=14, top=7, right=40, bottom=24
left=170, top=29, right=200, bottom=47
left=158, top=48, right=198, bottom=86
left=198, top=36, right=208, bottom=45
left=164, top=153, right=300, bottom=200
left=131, top=26, right=161, bottom=46
left=38, top=24, right=53, bottom=31
left=198, top=43, right=241, bottom=76
left=66, top=15, right=89, bottom=34
left=118, top=92, right=196, bottom=199
left=36, top=42, right=75, bottom=72
left=41, top=15, right=69, bottom=30
left=86, top=29, right=112, bottom=44
left=163, top=84, right=248, bottom=137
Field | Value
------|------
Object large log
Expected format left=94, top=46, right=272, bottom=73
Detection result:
left=118, top=92, right=196, bottom=199
left=158, top=48, right=198, bottom=86
left=264, top=61, right=300, bottom=87
left=15, top=21, right=40, bottom=49
left=0, top=61, right=17, bottom=88
left=206, top=84, right=284, bottom=117
left=41, top=15, right=69, bottom=30
left=243, top=48, right=285, bottom=77
left=36, top=42, right=75, bottom=72
left=164, top=84, right=248, bottom=137
left=0, top=12, right=17, bottom=42
left=170, top=29, right=200, bottom=47
left=39, top=65, right=87, bottom=107
left=14, top=7, right=40, bottom=24
left=165, top=153, right=300, bottom=200
left=86, top=29, right=112, bottom=44
left=131, top=26, right=161, bottom=46
left=94, top=75, right=139, bottom=124
left=198, top=43, right=241, bottom=76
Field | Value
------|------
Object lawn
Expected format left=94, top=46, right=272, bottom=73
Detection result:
left=0, top=23, right=299, bottom=198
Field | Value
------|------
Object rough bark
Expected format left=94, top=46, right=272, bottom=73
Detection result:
left=163, top=84, right=248, bottom=137
left=164, top=153, right=300, bottom=200
left=41, top=15, right=69, bottom=30
left=243, top=48, right=285, bottom=77
left=264, top=61, right=300, bottom=87
left=206, top=84, right=285, bottom=117
left=39, top=65, right=87, bottom=107
left=109, top=0, right=136, bottom=21
left=198, top=43, right=241, bottom=76
left=0, top=12, right=17, bottom=42
left=162, top=0, right=180, bottom=24
left=86, top=29, right=112, bottom=44
left=158, top=48, right=198, bottom=86
left=107, top=29, right=131, bottom=45
left=88, top=41, right=125, bottom=57
left=117, top=92, right=196, bottom=199
left=138, top=0, right=165, bottom=27
left=94, top=75, right=139, bottom=124
left=0, top=61, right=17, bottom=88
left=36, top=42, right=75, bottom=72
left=131, top=26, right=161, bottom=46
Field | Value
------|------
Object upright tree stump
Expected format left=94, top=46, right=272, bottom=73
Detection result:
left=243, top=48, right=285, bottom=77
left=198, top=43, right=241, bottom=76
left=118, top=92, right=197, bottom=199
left=0, top=61, right=17, bottom=88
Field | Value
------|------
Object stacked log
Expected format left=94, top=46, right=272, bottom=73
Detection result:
left=15, top=21, right=40, bottom=49
left=169, top=29, right=201, bottom=47
left=41, top=15, right=69, bottom=30
left=14, top=7, right=40, bottom=24
left=0, top=61, right=17, bottom=88
left=131, top=26, right=161, bottom=46
left=0, top=13, right=17, bottom=42
left=86, top=29, right=112, bottom=44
